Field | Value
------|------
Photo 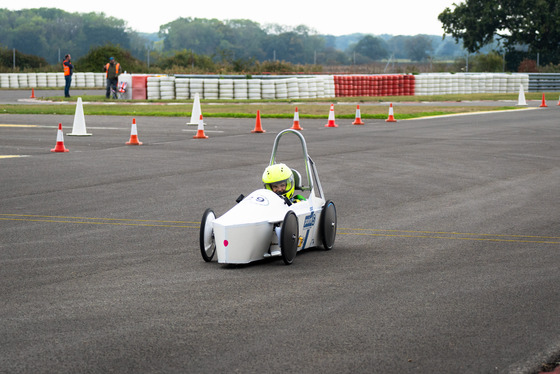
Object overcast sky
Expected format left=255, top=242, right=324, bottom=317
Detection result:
left=6, top=0, right=459, bottom=36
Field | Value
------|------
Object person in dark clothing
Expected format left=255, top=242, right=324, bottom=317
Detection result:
left=63, top=54, right=73, bottom=98
left=104, top=57, right=121, bottom=99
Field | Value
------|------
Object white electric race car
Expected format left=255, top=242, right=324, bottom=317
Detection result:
left=199, top=129, right=337, bottom=265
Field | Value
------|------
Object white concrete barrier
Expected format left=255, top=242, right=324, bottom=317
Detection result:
left=219, top=79, right=234, bottom=100
left=175, top=78, right=190, bottom=99
left=146, top=76, right=160, bottom=100
left=203, top=79, right=219, bottom=99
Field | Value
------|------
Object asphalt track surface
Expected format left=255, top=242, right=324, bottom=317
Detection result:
left=1, top=93, right=559, bottom=373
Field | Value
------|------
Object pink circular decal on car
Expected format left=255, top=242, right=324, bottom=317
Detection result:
left=224, top=240, right=229, bottom=247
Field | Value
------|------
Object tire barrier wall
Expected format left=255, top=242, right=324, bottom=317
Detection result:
left=0, top=72, right=106, bottom=88
left=139, top=75, right=336, bottom=100
left=334, top=75, right=415, bottom=96
left=137, top=73, right=533, bottom=99
left=3, top=72, right=555, bottom=96
left=415, top=73, right=530, bottom=95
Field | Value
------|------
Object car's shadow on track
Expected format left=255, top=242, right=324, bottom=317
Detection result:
left=214, top=246, right=331, bottom=269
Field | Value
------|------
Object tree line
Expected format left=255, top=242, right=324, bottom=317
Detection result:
left=0, top=5, right=558, bottom=73
left=0, top=8, right=463, bottom=67
left=439, top=0, right=560, bottom=67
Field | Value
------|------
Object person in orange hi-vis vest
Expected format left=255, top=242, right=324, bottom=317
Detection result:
left=62, top=54, right=73, bottom=98
left=104, top=57, right=122, bottom=99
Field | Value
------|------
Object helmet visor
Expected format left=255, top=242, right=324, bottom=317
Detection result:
left=268, top=179, right=288, bottom=195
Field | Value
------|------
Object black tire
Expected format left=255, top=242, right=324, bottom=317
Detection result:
left=280, top=211, right=299, bottom=265
left=199, top=208, right=216, bottom=262
left=320, top=200, right=337, bottom=250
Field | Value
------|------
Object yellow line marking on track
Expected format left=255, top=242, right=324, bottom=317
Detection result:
left=338, top=228, right=560, bottom=244
left=0, top=214, right=195, bottom=223
left=1, top=124, right=122, bottom=130
left=407, top=107, right=538, bottom=120
left=0, top=124, right=38, bottom=127
left=1, top=214, right=558, bottom=244
left=340, top=228, right=560, bottom=240
left=0, top=155, right=29, bottom=159
left=0, top=214, right=198, bottom=228
left=0, top=218, right=198, bottom=228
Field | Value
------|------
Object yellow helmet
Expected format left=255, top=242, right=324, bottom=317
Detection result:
left=262, top=163, right=295, bottom=199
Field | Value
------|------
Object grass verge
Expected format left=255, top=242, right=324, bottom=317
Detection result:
left=1, top=92, right=541, bottom=119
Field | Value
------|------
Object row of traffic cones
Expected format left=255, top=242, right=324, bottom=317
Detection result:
left=187, top=92, right=395, bottom=134
left=50, top=96, right=142, bottom=151
left=51, top=118, right=145, bottom=152
left=53, top=86, right=558, bottom=152
left=51, top=94, right=211, bottom=151
left=251, top=103, right=397, bottom=134
left=517, top=84, right=560, bottom=107
left=537, top=92, right=560, bottom=107
left=534, top=92, right=560, bottom=107
left=50, top=92, right=403, bottom=153
left=325, top=103, right=397, bottom=126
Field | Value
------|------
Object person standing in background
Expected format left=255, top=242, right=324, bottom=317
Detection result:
left=63, top=54, right=73, bottom=98
left=104, top=57, right=121, bottom=99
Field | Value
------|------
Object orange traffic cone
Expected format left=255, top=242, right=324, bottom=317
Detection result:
left=539, top=93, right=547, bottom=107
left=290, top=107, right=303, bottom=130
left=30, top=88, right=35, bottom=99
left=50, top=123, right=69, bottom=152
left=193, top=114, right=209, bottom=139
left=386, top=103, right=397, bottom=122
left=126, top=118, right=142, bottom=145
left=324, top=104, right=338, bottom=128
left=352, top=105, right=365, bottom=125
left=557, top=95, right=560, bottom=106
left=251, top=110, right=266, bottom=133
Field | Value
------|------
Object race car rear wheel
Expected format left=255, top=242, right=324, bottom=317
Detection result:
left=320, top=200, right=337, bottom=250
left=199, top=208, right=216, bottom=262
left=280, top=211, right=299, bottom=265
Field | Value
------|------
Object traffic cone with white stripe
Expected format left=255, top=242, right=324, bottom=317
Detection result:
left=126, top=118, right=142, bottom=145
left=324, top=104, right=338, bottom=128
left=50, top=123, right=69, bottom=152
left=290, top=107, right=303, bottom=130
left=386, top=103, right=397, bottom=122
left=352, top=105, right=365, bottom=125
left=251, top=110, right=266, bottom=133
left=193, top=114, right=208, bottom=139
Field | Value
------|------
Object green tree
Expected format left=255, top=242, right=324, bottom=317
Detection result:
left=387, top=35, right=409, bottom=59
left=0, top=46, right=48, bottom=70
left=404, top=35, right=434, bottom=61
left=471, top=52, right=504, bottom=72
left=157, top=49, right=216, bottom=71
left=160, top=18, right=224, bottom=57
left=223, top=19, right=267, bottom=61
left=353, top=35, right=388, bottom=61
left=263, top=31, right=306, bottom=64
left=76, top=44, right=145, bottom=73
left=0, top=8, right=132, bottom=64
left=438, top=0, right=560, bottom=63
left=319, top=47, right=350, bottom=65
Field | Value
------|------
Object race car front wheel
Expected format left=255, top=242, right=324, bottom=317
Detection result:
left=280, top=211, right=299, bottom=265
left=199, top=208, right=216, bottom=262
left=320, top=200, right=337, bottom=250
